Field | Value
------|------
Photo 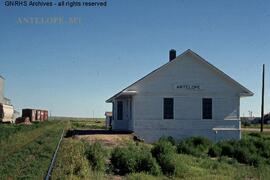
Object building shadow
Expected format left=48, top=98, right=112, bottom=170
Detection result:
left=65, top=129, right=133, bottom=138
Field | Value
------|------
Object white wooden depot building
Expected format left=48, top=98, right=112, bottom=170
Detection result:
left=106, top=49, right=253, bottom=142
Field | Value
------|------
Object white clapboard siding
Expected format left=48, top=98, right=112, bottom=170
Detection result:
left=107, top=50, right=252, bottom=142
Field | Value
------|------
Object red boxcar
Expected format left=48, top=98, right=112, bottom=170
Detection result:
left=40, top=111, right=44, bottom=121
left=22, top=109, right=36, bottom=122
left=44, top=111, right=48, bottom=120
left=36, top=110, right=41, bottom=121
left=22, top=109, right=48, bottom=122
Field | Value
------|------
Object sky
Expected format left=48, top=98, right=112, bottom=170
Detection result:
left=0, top=0, right=270, bottom=117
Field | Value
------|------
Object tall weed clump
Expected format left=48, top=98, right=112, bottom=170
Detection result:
left=151, top=140, right=180, bottom=176
left=85, top=142, right=108, bottom=171
left=52, top=139, right=91, bottom=179
left=110, top=143, right=161, bottom=175
left=159, top=136, right=176, bottom=145
left=208, top=145, right=222, bottom=157
left=207, top=133, right=270, bottom=167
left=177, top=137, right=212, bottom=157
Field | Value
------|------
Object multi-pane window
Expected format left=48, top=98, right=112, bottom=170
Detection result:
left=117, top=101, right=123, bottom=120
left=163, top=98, right=174, bottom=119
left=202, top=98, right=212, bottom=119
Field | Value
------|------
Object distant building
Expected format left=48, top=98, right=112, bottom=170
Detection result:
left=105, top=112, right=112, bottom=129
left=0, top=75, right=4, bottom=103
left=106, top=49, right=253, bottom=142
left=0, top=75, right=15, bottom=123
left=264, top=113, right=270, bottom=124
left=250, top=113, right=270, bottom=124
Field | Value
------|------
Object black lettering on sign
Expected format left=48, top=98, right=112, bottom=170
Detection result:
left=176, top=85, right=201, bottom=90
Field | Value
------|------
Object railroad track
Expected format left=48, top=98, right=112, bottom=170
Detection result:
left=45, top=129, right=65, bottom=180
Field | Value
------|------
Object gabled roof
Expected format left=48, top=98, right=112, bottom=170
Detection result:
left=106, top=49, right=253, bottom=103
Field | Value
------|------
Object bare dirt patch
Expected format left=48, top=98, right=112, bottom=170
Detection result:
left=74, top=134, right=134, bottom=147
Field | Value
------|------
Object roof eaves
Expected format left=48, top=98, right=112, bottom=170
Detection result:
left=105, top=56, right=179, bottom=103
left=106, top=49, right=254, bottom=102
left=187, top=49, right=254, bottom=96
left=105, top=49, right=207, bottom=103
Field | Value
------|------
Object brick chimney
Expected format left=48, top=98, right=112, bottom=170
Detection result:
left=169, top=49, right=176, bottom=61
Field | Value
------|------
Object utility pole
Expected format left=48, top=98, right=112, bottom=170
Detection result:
left=261, top=64, right=265, bottom=132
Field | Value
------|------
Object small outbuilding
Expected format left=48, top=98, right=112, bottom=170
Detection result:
left=106, top=49, right=253, bottom=142
left=105, top=112, right=112, bottom=129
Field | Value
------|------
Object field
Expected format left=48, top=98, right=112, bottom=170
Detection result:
left=0, top=120, right=66, bottom=179
left=1, top=119, right=270, bottom=179
left=242, top=123, right=270, bottom=129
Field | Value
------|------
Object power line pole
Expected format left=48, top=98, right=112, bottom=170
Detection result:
left=261, top=64, right=265, bottom=132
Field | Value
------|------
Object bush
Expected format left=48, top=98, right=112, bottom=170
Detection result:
left=85, top=142, right=107, bottom=171
left=239, top=138, right=257, bottom=153
left=127, top=172, right=158, bottom=180
left=177, top=141, right=195, bottom=155
left=151, top=140, right=181, bottom=176
left=232, top=146, right=261, bottom=167
left=208, top=145, right=221, bottom=157
left=249, top=154, right=262, bottom=167
left=137, top=150, right=161, bottom=175
left=214, top=137, right=270, bottom=167
left=177, top=137, right=212, bottom=157
left=155, top=153, right=188, bottom=177
left=151, top=140, right=176, bottom=159
left=111, top=146, right=137, bottom=175
left=52, top=139, right=91, bottom=179
left=191, top=137, right=212, bottom=147
left=253, top=139, right=270, bottom=158
left=170, top=135, right=270, bottom=167
left=218, top=156, right=237, bottom=165
left=159, top=136, right=176, bottom=145
left=218, top=141, right=236, bottom=157
left=158, top=154, right=177, bottom=175
left=110, top=144, right=161, bottom=175
left=242, top=121, right=251, bottom=127
left=233, top=147, right=251, bottom=164
left=248, top=132, right=262, bottom=138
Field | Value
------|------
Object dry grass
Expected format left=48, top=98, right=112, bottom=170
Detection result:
left=75, top=134, right=134, bottom=148
left=0, top=121, right=62, bottom=161
left=0, top=121, right=65, bottom=179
